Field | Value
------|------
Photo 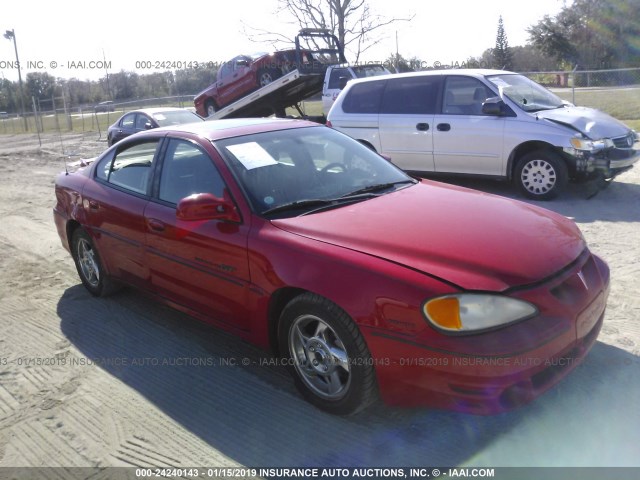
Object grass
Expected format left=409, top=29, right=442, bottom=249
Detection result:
left=553, top=87, right=640, bottom=121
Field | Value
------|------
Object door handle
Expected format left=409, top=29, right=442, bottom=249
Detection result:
left=437, top=123, right=451, bottom=132
left=147, top=219, right=165, bottom=232
left=88, top=200, right=99, bottom=210
left=416, top=123, right=429, bottom=131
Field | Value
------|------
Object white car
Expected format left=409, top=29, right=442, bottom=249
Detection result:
left=322, top=64, right=391, bottom=115
left=327, top=69, right=639, bottom=199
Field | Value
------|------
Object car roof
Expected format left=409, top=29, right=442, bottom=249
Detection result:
left=126, top=107, right=197, bottom=115
left=154, top=117, right=320, bottom=141
left=346, top=68, right=516, bottom=85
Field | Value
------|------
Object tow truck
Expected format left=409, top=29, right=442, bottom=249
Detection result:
left=195, top=29, right=346, bottom=121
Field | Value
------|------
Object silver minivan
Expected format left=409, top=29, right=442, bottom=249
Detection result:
left=326, top=69, right=639, bottom=199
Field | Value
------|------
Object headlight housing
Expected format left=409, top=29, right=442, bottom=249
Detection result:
left=423, top=294, right=538, bottom=335
left=569, top=136, right=613, bottom=152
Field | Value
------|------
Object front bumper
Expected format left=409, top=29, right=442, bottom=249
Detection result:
left=366, top=251, right=610, bottom=414
left=571, top=139, right=639, bottom=177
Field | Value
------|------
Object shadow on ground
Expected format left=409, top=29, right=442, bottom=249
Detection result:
left=58, top=286, right=640, bottom=467
left=426, top=174, right=640, bottom=224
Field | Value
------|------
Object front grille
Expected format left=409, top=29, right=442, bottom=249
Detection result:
left=612, top=132, right=635, bottom=149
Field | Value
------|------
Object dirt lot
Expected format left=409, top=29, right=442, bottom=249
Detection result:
left=0, top=132, right=639, bottom=470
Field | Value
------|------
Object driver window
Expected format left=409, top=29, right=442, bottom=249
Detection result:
left=135, top=114, right=150, bottom=130
left=443, top=77, right=494, bottom=115
left=158, top=139, right=226, bottom=205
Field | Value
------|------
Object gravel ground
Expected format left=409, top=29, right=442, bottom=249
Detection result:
left=0, top=132, right=638, bottom=471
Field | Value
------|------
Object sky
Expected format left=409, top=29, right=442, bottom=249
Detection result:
left=1, top=0, right=568, bottom=83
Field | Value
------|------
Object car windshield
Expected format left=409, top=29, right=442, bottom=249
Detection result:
left=151, top=110, right=202, bottom=126
left=486, top=74, right=565, bottom=112
left=216, top=126, right=415, bottom=217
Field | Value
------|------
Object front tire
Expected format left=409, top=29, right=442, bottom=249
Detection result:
left=515, top=150, right=568, bottom=200
left=205, top=100, right=217, bottom=117
left=71, top=228, right=119, bottom=297
left=278, top=293, right=377, bottom=415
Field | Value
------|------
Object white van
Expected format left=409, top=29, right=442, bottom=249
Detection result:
left=322, top=64, right=391, bottom=115
left=326, top=69, right=639, bottom=199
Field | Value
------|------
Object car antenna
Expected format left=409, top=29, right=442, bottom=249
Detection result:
left=62, top=155, right=69, bottom=175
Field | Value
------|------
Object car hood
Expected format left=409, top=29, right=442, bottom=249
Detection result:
left=537, top=106, right=630, bottom=139
left=272, top=182, right=585, bottom=291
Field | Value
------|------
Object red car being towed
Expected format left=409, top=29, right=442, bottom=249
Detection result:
left=53, top=119, right=609, bottom=415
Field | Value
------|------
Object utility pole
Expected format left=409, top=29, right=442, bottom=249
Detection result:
left=3, top=29, right=28, bottom=131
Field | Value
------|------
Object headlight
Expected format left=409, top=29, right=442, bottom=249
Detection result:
left=423, top=294, right=538, bottom=335
left=570, top=137, right=612, bottom=151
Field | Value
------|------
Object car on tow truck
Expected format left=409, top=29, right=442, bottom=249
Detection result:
left=195, top=29, right=346, bottom=118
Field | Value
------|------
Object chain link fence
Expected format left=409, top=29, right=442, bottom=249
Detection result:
left=0, top=94, right=196, bottom=138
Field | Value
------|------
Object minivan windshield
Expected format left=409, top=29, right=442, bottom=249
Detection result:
left=486, top=74, right=565, bottom=112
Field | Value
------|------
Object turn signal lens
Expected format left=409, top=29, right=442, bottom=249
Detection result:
left=425, top=297, right=462, bottom=330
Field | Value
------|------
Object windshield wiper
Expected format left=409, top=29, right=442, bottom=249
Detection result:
left=262, top=199, right=336, bottom=216
left=262, top=180, right=417, bottom=217
left=340, top=179, right=416, bottom=198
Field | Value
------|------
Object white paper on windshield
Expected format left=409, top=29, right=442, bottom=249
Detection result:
left=153, top=114, right=167, bottom=121
left=227, top=142, right=278, bottom=170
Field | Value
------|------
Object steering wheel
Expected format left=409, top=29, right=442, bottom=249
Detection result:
left=320, top=162, right=346, bottom=174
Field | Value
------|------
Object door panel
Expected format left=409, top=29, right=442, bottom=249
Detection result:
left=378, top=75, right=440, bottom=172
left=433, top=76, right=505, bottom=175
left=144, top=138, right=251, bottom=329
left=83, top=140, right=160, bottom=288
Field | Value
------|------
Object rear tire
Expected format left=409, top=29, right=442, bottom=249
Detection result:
left=71, top=228, right=119, bottom=297
left=515, top=150, right=568, bottom=200
left=278, top=292, right=378, bottom=415
left=257, top=68, right=278, bottom=88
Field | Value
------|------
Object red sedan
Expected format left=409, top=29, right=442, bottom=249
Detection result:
left=53, top=119, right=609, bottom=415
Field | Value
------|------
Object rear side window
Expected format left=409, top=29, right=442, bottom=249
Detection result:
left=120, top=113, right=135, bottom=128
left=106, top=141, right=159, bottom=195
left=328, top=68, right=350, bottom=89
left=381, top=76, right=441, bottom=114
left=342, top=80, right=385, bottom=114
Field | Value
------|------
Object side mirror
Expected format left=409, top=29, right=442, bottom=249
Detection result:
left=176, top=192, right=240, bottom=223
left=481, top=97, right=505, bottom=116
left=144, top=122, right=153, bottom=130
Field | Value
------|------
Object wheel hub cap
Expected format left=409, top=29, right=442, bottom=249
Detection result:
left=521, top=159, right=556, bottom=194
left=307, top=338, right=335, bottom=374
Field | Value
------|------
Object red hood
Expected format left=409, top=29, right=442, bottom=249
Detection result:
left=272, top=181, right=585, bottom=291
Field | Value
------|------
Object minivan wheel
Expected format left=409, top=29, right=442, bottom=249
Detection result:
left=278, top=293, right=378, bottom=415
left=71, top=228, right=119, bottom=297
left=515, top=150, right=568, bottom=200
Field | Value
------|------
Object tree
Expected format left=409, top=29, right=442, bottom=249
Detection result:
left=384, top=53, right=419, bottom=73
left=26, top=72, right=57, bottom=100
left=528, top=0, right=640, bottom=69
left=247, top=0, right=413, bottom=62
left=493, top=16, right=513, bottom=70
